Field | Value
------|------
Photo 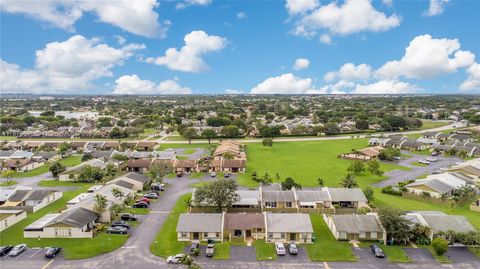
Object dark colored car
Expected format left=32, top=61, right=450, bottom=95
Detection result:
left=111, top=220, right=130, bottom=229
left=146, top=190, right=159, bottom=195
left=120, top=213, right=137, bottom=221
left=45, top=247, right=62, bottom=259
left=370, top=244, right=385, bottom=258
left=132, top=201, right=149, bottom=208
left=136, top=198, right=151, bottom=204
left=107, top=226, right=128, bottom=234
left=0, top=246, right=13, bottom=257
left=9, top=244, right=27, bottom=257
left=431, top=151, right=439, bottom=156
left=224, top=172, right=230, bottom=178
left=287, top=243, right=298, bottom=255
left=189, top=243, right=200, bottom=255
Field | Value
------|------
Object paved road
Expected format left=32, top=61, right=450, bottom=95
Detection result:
left=0, top=172, right=52, bottom=187
left=374, top=151, right=462, bottom=187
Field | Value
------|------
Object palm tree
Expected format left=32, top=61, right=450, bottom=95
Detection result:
left=340, top=173, right=358, bottom=188
left=93, top=194, right=108, bottom=221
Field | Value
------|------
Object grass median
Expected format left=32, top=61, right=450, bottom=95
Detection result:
left=254, top=240, right=277, bottom=260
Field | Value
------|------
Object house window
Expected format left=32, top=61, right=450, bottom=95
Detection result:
left=256, top=228, right=263, bottom=232
left=234, top=230, right=242, bottom=237
left=265, top=202, right=277, bottom=208
left=285, top=202, right=292, bottom=208
left=203, top=232, right=208, bottom=238
left=181, top=233, right=188, bottom=238
left=216, top=232, right=220, bottom=238
left=280, top=233, right=285, bottom=239
left=268, top=233, right=273, bottom=239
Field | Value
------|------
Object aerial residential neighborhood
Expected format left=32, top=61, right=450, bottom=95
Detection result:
left=0, top=1, right=479, bottom=269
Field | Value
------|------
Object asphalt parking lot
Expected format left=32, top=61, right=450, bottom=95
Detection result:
left=230, top=245, right=256, bottom=261
left=447, top=247, right=480, bottom=263
left=0, top=247, right=54, bottom=269
left=403, top=248, right=436, bottom=262
left=276, top=246, right=309, bottom=263
left=352, top=247, right=389, bottom=264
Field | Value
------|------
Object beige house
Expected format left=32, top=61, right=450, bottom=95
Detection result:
left=1, top=189, right=62, bottom=212
left=0, top=209, right=26, bottom=232
left=176, top=213, right=224, bottom=242
left=265, top=213, right=313, bottom=243
left=324, top=213, right=386, bottom=242
left=24, top=207, right=96, bottom=238
left=223, top=213, right=265, bottom=242
left=107, top=172, right=150, bottom=191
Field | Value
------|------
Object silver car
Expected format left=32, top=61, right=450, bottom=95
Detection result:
left=9, top=244, right=27, bottom=257
left=275, top=242, right=286, bottom=256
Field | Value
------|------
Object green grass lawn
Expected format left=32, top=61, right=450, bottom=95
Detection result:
left=410, top=161, right=428, bottom=167
left=0, top=180, right=17, bottom=187
left=254, top=240, right=277, bottom=260
left=468, top=246, right=480, bottom=257
left=0, top=181, right=128, bottom=259
left=183, top=149, right=197, bottom=154
left=420, top=120, right=450, bottom=130
left=237, top=139, right=408, bottom=188
left=306, top=214, right=356, bottom=261
left=0, top=136, right=17, bottom=141
left=359, top=242, right=411, bottom=263
left=213, top=242, right=231, bottom=260
left=12, top=155, right=82, bottom=178
left=176, top=155, right=188, bottom=160
left=189, top=172, right=205, bottom=179
left=150, top=193, right=191, bottom=257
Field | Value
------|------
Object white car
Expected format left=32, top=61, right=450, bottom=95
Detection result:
left=275, top=242, right=286, bottom=256
left=426, top=157, right=438, bottom=162
left=210, top=172, right=217, bottom=177
left=166, top=254, right=186, bottom=264
left=418, top=159, right=430, bottom=165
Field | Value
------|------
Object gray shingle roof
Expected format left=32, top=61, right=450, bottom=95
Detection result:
left=266, top=213, right=313, bottom=233
left=262, top=190, right=295, bottom=202
left=406, top=179, right=454, bottom=194
left=327, top=188, right=367, bottom=202
left=114, top=180, right=135, bottom=190
left=124, top=172, right=149, bottom=184
left=295, top=190, right=330, bottom=202
left=421, top=213, right=475, bottom=234
left=331, top=214, right=383, bottom=233
left=49, top=207, right=96, bottom=228
left=176, top=213, right=223, bottom=232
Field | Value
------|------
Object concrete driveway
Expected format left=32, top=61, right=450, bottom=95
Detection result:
left=447, top=247, right=480, bottom=264
left=374, top=152, right=462, bottom=187
left=230, top=245, right=256, bottom=262
left=403, top=248, right=436, bottom=263
left=276, top=246, right=310, bottom=263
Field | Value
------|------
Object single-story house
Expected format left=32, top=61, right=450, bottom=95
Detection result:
left=324, top=213, right=386, bottom=242
left=326, top=187, right=368, bottom=209
left=24, top=207, right=96, bottom=238
left=1, top=158, right=44, bottom=172
left=405, top=211, right=476, bottom=240
left=405, top=173, right=469, bottom=198
left=136, top=141, right=158, bottom=151
left=107, top=172, right=150, bottom=191
left=265, top=213, right=313, bottom=243
left=126, top=159, right=151, bottom=173
left=223, top=213, right=265, bottom=242
left=0, top=209, right=27, bottom=232
left=59, top=158, right=107, bottom=181
left=2, top=189, right=62, bottom=212
left=173, top=159, right=197, bottom=174
left=295, top=189, right=331, bottom=208
left=262, top=190, right=297, bottom=209
left=176, top=213, right=224, bottom=242
left=232, top=190, right=262, bottom=208
left=221, top=159, right=246, bottom=173
left=33, top=151, right=61, bottom=162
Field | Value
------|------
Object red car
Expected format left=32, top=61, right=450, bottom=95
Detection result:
left=137, top=198, right=151, bottom=204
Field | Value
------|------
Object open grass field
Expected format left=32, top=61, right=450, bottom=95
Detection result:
left=306, top=214, right=356, bottom=261
left=0, top=180, right=17, bottom=187
left=12, top=155, right=82, bottom=178
left=237, top=139, right=408, bottom=188
left=419, top=120, right=450, bottom=130
left=150, top=193, right=191, bottom=258
left=0, top=181, right=128, bottom=259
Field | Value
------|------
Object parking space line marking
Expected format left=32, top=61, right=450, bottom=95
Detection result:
left=41, top=260, right=54, bottom=269
left=323, top=262, right=330, bottom=269
left=30, top=248, right=42, bottom=257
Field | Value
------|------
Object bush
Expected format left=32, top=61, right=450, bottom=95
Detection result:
left=431, top=238, right=449, bottom=256
left=381, top=185, right=402, bottom=196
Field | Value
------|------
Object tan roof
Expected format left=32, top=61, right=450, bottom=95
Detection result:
left=103, top=141, right=120, bottom=148
left=222, top=159, right=246, bottom=168
left=359, top=146, right=384, bottom=157
left=174, top=159, right=197, bottom=168
left=127, top=159, right=151, bottom=168
left=136, top=141, right=157, bottom=148
left=224, top=213, right=265, bottom=230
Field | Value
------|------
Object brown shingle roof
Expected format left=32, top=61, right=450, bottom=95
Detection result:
left=127, top=159, right=151, bottom=168
left=174, top=159, right=197, bottom=168
left=222, top=159, right=246, bottom=168
left=224, top=213, right=265, bottom=230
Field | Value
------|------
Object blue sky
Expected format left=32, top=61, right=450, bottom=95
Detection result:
left=0, top=0, right=479, bottom=95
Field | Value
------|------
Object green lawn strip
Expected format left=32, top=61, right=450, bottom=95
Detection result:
left=12, top=155, right=82, bottom=178
left=190, top=182, right=209, bottom=188
left=237, top=139, right=409, bottom=188
left=410, top=161, right=428, bottom=167
left=418, top=245, right=451, bottom=263
left=0, top=136, right=17, bottom=141
left=468, top=246, right=480, bottom=257
left=306, top=214, right=356, bottom=261
left=189, top=172, right=205, bottom=179
left=420, top=121, right=450, bottom=130
left=165, top=173, right=177, bottom=179
left=176, top=155, right=189, bottom=160
left=213, top=242, right=230, bottom=260
left=254, top=240, right=277, bottom=261
left=0, top=180, right=17, bottom=187
left=150, top=193, right=191, bottom=257
left=183, top=149, right=197, bottom=154
left=358, top=242, right=411, bottom=263
left=0, top=182, right=128, bottom=259
left=159, top=143, right=211, bottom=149
left=125, top=207, right=150, bottom=215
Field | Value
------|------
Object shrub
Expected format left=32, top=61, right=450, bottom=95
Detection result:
left=381, top=185, right=402, bottom=196
left=431, top=238, right=449, bottom=256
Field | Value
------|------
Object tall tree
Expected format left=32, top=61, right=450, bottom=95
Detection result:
left=93, top=194, right=108, bottom=220
left=193, top=179, right=240, bottom=212
left=340, top=173, right=358, bottom=188
left=201, top=129, right=217, bottom=144
left=367, top=159, right=383, bottom=176
left=148, top=161, right=172, bottom=183
left=181, top=128, right=197, bottom=144
left=281, top=177, right=302, bottom=190
left=49, top=161, right=66, bottom=178
left=347, top=161, right=365, bottom=175
left=378, top=207, right=412, bottom=245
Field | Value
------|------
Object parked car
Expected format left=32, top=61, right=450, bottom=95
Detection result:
left=176, top=172, right=183, bottom=177
left=275, top=242, right=286, bottom=256
left=426, top=157, right=438, bottom=162
left=0, top=246, right=13, bottom=257
left=151, top=183, right=161, bottom=191
left=224, top=172, right=230, bottom=178
left=287, top=243, right=298, bottom=255
left=189, top=243, right=200, bottom=255
left=166, top=254, right=187, bottom=264
left=159, top=183, right=165, bottom=191
left=136, top=198, right=151, bottom=204
left=107, top=226, right=128, bottom=234
left=205, top=244, right=215, bottom=257
left=8, top=244, right=27, bottom=257
left=392, top=156, right=401, bottom=160
left=418, top=159, right=430, bottom=165
left=210, top=172, right=216, bottom=177
left=120, top=213, right=137, bottom=221
left=44, top=247, right=62, bottom=259
left=143, top=193, right=159, bottom=199
left=111, top=220, right=130, bottom=229
left=146, top=190, right=159, bottom=195
left=431, top=151, right=439, bottom=156
left=370, top=244, right=385, bottom=258
left=132, top=201, right=149, bottom=208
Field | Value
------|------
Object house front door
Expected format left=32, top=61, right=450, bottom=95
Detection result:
left=290, top=233, right=296, bottom=241
left=193, top=232, right=199, bottom=240
left=348, top=233, right=358, bottom=241
left=246, top=230, right=251, bottom=237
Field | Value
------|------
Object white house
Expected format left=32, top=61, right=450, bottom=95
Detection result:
left=0, top=209, right=26, bottom=232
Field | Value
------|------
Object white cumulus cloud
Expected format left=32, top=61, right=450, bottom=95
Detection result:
left=113, top=74, right=191, bottom=94
left=237, top=12, right=247, bottom=19
left=352, top=80, right=420, bottom=94
left=293, top=58, right=310, bottom=70
left=459, top=63, right=480, bottom=92
left=376, top=34, right=475, bottom=79
left=0, top=0, right=168, bottom=38
left=424, top=0, right=449, bottom=17
left=327, top=63, right=372, bottom=81
left=225, top=89, right=244, bottom=94
left=291, top=0, right=400, bottom=40
left=175, top=0, right=212, bottom=9
left=146, top=30, right=226, bottom=73
left=0, top=35, right=144, bottom=93
left=250, top=73, right=325, bottom=94
left=285, top=0, right=319, bottom=15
